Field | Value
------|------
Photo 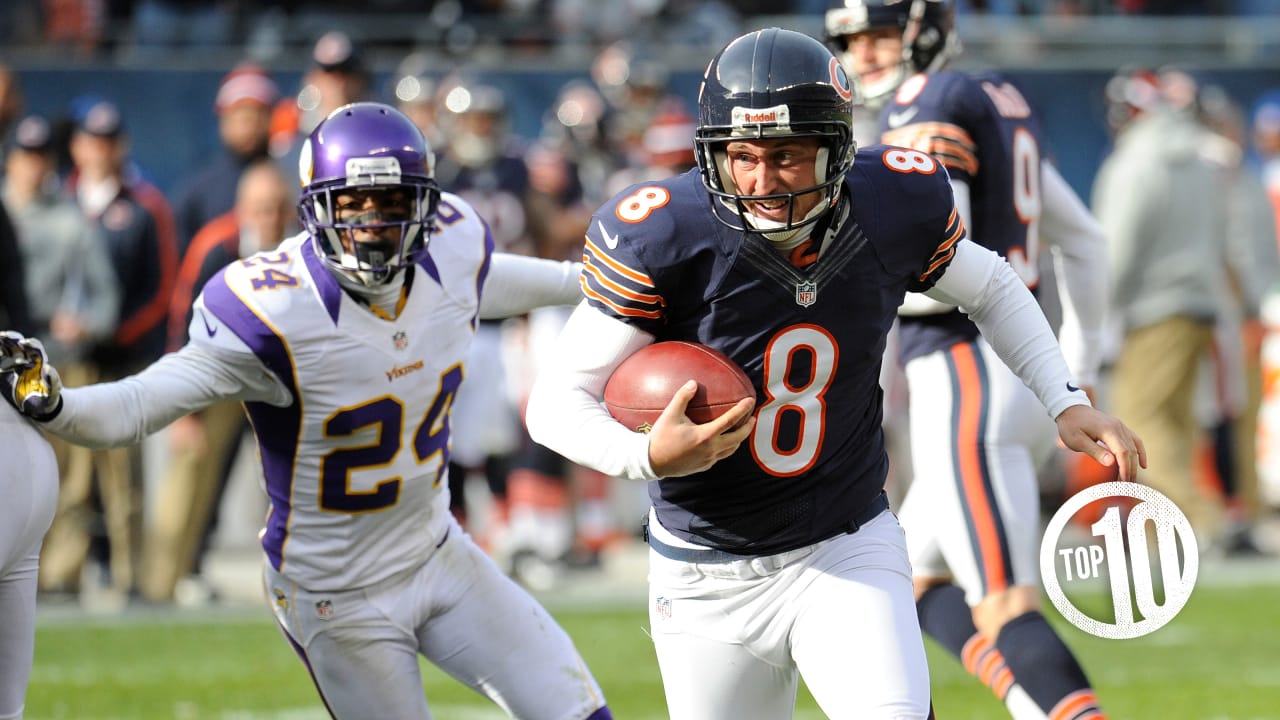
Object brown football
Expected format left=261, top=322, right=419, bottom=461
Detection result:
left=603, top=341, right=754, bottom=433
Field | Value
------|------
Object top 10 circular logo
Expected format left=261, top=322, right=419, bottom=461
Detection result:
left=1039, top=482, right=1199, bottom=640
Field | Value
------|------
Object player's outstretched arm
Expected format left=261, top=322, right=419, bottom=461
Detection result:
left=1, top=323, right=283, bottom=449
left=478, top=254, right=583, bottom=318
left=1054, top=404, right=1147, bottom=481
left=646, top=380, right=755, bottom=479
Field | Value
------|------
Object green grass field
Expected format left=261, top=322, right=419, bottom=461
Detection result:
left=26, top=581, right=1280, bottom=719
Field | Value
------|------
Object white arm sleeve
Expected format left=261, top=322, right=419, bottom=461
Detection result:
left=899, top=178, right=970, bottom=316
left=927, top=240, right=1088, bottom=418
left=524, top=301, right=661, bottom=481
left=1041, top=161, right=1107, bottom=386
left=43, top=340, right=290, bottom=448
left=478, top=254, right=582, bottom=319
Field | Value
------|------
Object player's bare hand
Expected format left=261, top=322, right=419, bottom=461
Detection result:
left=1054, top=404, right=1146, bottom=481
left=647, top=380, right=755, bottom=478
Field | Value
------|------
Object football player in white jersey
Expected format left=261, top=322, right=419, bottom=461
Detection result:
left=0, top=345, right=58, bottom=720
left=0, top=103, right=612, bottom=720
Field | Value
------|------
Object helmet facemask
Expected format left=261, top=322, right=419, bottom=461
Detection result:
left=900, top=0, right=960, bottom=79
left=699, top=128, right=847, bottom=242
left=297, top=102, right=442, bottom=290
left=302, top=176, right=440, bottom=288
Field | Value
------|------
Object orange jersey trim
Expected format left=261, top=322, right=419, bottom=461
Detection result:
left=582, top=257, right=663, bottom=306
left=919, top=209, right=966, bottom=282
left=883, top=121, right=980, bottom=177
left=582, top=238, right=654, bottom=286
left=580, top=279, right=663, bottom=319
left=580, top=239, right=664, bottom=318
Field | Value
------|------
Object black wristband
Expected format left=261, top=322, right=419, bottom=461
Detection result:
left=29, top=394, right=64, bottom=422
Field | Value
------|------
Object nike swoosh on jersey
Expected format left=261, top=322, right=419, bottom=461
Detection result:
left=887, top=106, right=919, bottom=128
left=597, top=220, right=620, bottom=250
left=1066, top=382, right=1080, bottom=393
left=199, top=310, right=218, bottom=338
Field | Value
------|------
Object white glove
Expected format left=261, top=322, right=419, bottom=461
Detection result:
left=0, top=331, right=64, bottom=421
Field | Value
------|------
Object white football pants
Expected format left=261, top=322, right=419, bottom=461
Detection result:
left=648, top=510, right=931, bottom=719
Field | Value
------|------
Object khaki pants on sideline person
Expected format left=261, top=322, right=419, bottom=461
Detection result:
left=39, top=363, right=144, bottom=594
left=140, top=400, right=246, bottom=602
left=1235, top=332, right=1265, bottom=523
left=1111, top=315, right=1219, bottom=542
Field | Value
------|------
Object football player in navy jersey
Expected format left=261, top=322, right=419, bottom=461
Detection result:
left=827, top=1, right=1116, bottom=718
left=0, top=103, right=611, bottom=720
left=526, top=27, right=1143, bottom=720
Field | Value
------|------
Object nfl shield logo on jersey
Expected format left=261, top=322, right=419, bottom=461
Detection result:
left=392, top=331, right=408, bottom=351
left=315, top=599, right=334, bottom=619
left=654, top=596, right=672, bottom=622
left=795, top=281, right=817, bottom=307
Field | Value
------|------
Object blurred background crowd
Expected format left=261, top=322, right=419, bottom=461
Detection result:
left=1, top=1, right=1280, bottom=611
left=0, top=0, right=1273, bottom=58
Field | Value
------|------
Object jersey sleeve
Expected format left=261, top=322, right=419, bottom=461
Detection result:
left=479, top=254, right=583, bottom=318
left=881, top=74, right=981, bottom=184
left=912, top=202, right=967, bottom=291
left=43, top=338, right=269, bottom=448
left=190, top=264, right=296, bottom=407
left=425, top=192, right=494, bottom=316
left=928, top=240, right=1087, bottom=418
left=855, top=145, right=968, bottom=292
left=579, top=186, right=674, bottom=336
left=1040, top=161, right=1107, bottom=385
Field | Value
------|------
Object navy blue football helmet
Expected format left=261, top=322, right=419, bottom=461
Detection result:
left=824, top=0, right=959, bottom=109
left=695, top=27, right=857, bottom=235
left=298, top=102, right=441, bottom=288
